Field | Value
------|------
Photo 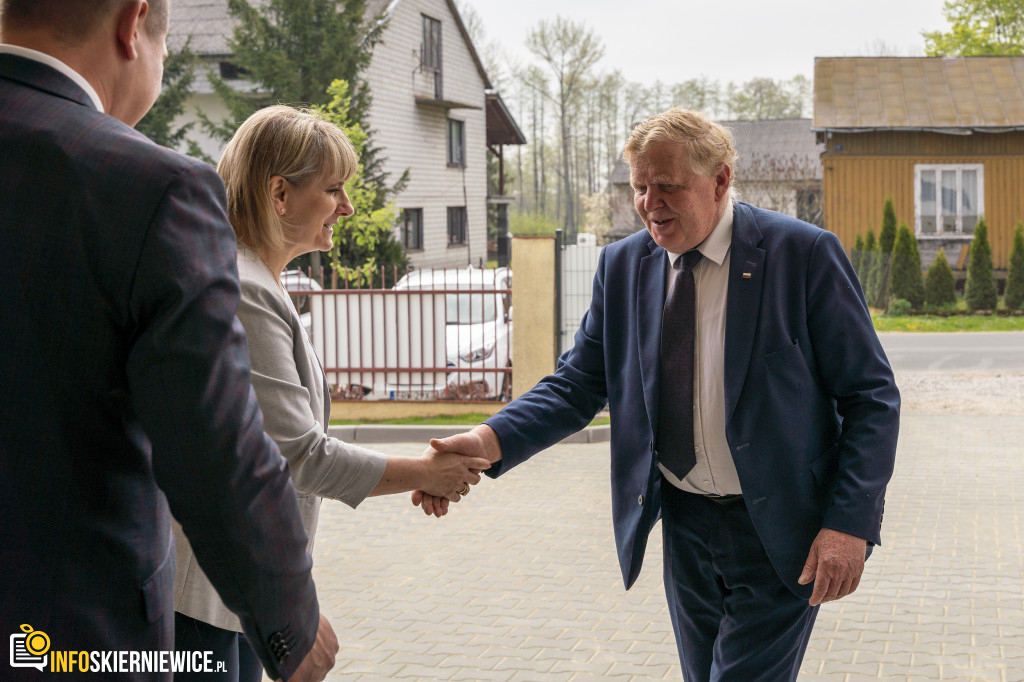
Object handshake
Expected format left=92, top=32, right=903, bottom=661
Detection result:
left=409, top=424, right=503, bottom=517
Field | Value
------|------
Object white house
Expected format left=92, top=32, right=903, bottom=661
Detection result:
left=167, top=0, right=522, bottom=269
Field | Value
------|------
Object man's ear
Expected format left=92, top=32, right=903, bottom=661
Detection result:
left=115, top=1, right=148, bottom=60
left=714, top=163, right=732, bottom=201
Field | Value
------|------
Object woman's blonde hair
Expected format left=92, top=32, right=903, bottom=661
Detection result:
left=218, top=105, right=358, bottom=253
left=623, top=107, right=738, bottom=177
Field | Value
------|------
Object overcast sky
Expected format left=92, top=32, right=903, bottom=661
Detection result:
left=465, top=0, right=951, bottom=87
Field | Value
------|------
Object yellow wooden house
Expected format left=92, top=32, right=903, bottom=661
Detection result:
left=813, top=56, right=1024, bottom=274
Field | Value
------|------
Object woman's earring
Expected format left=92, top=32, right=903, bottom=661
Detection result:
left=279, top=208, right=285, bottom=215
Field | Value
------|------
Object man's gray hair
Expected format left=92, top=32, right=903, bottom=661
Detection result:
left=623, top=108, right=738, bottom=178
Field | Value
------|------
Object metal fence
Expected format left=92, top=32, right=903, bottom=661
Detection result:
left=287, top=266, right=512, bottom=402
left=558, top=238, right=604, bottom=356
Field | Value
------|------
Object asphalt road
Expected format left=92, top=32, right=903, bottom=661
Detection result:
left=878, top=331, right=1024, bottom=373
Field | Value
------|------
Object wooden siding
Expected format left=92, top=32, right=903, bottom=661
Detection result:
left=822, top=132, right=1024, bottom=269
left=363, top=0, right=489, bottom=269
left=824, top=130, right=1024, bottom=156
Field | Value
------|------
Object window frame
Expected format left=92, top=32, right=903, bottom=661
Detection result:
left=421, top=14, right=442, bottom=98
left=447, top=118, right=466, bottom=168
left=402, top=208, right=424, bottom=251
left=447, top=206, right=467, bottom=246
left=914, top=163, right=984, bottom=237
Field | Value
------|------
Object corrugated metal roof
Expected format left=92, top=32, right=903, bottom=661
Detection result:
left=609, top=118, right=822, bottom=185
left=813, top=56, right=1024, bottom=131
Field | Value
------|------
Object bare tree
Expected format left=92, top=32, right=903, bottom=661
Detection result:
left=526, top=16, right=605, bottom=238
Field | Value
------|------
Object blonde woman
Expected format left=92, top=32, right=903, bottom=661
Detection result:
left=172, top=106, right=488, bottom=681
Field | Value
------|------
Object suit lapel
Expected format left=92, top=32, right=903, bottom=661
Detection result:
left=724, top=203, right=766, bottom=423
left=638, top=239, right=667, bottom=428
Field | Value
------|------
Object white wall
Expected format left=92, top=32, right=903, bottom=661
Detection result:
left=363, top=0, right=489, bottom=269
left=174, top=89, right=231, bottom=161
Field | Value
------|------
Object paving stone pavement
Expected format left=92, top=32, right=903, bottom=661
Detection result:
left=308, top=414, right=1024, bottom=681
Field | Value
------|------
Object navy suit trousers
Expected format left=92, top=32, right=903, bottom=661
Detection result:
left=661, top=479, right=819, bottom=681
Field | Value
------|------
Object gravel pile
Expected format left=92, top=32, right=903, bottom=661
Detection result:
left=895, top=371, right=1024, bottom=415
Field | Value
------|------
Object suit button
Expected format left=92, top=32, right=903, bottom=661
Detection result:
left=638, top=494, right=644, bottom=506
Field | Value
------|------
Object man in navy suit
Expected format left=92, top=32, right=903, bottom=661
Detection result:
left=426, top=108, right=900, bottom=680
left=0, top=1, right=336, bottom=679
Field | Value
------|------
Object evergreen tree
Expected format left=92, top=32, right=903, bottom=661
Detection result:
left=1005, top=222, right=1024, bottom=309
left=851, top=233, right=865, bottom=282
left=871, top=197, right=898, bottom=308
left=925, top=249, right=957, bottom=308
left=965, top=218, right=998, bottom=310
left=861, top=230, right=878, bottom=303
left=202, top=0, right=393, bottom=207
left=314, top=80, right=407, bottom=288
left=889, top=222, right=925, bottom=309
left=135, top=40, right=202, bottom=155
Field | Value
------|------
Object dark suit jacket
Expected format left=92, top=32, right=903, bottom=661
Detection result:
left=486, top=202, right=900, bottom=598
left=0, top=53, right=316, bottom=679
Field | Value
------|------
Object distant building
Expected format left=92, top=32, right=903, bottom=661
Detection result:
left=168, top=0, right=523, bottom=270
left=814, top=56, right=1024, bottom=271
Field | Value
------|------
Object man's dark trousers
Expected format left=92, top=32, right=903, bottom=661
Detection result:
left=661, top=479, right=819, bottom=681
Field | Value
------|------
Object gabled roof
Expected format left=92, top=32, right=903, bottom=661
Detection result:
left=169, top=0, right=490, bottom=88
left=813, top=56, right=1024, bottom=132
left=609, top=118, right=822, bottom=186
left=486, top=91, right=526, bottom=146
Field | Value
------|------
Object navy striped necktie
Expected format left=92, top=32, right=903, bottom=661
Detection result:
left=657, top=249, right=702, bottom=479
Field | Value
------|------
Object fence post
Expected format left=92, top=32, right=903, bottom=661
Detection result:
left=554, top=228, right=563, bottom=367
left=510, top=235, right=557, bottom=399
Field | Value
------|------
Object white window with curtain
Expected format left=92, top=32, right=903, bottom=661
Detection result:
left=914, top=164, right=983, bottom=236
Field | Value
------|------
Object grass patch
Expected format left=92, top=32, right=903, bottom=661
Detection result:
left=330, top=413, right=612, bottom=427
left=872, top=313, right=1024, bottom=332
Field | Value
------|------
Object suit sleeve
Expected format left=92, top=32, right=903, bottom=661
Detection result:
left=124, top=160, right=317, bottom=680
left=486, top=246, right=611, bottom=474
left=238, top=274, right=386, bottom=507
left=806, top=230, right=900, bottom=544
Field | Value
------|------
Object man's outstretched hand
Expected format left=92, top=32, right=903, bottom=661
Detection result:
left=411, top=426, right=503, bottom=517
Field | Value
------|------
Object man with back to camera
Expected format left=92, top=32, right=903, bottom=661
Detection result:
left=0, top=1, right=337, bottom=679
left=423, top=108, right=900, bottom=680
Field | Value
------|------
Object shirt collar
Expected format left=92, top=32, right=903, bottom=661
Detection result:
left=666, top=201, right=734, bottom=267
left=0, top=43, right=105, bottom=112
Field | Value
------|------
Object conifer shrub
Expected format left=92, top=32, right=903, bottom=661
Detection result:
left=1005, top=222, right=1024, bottom=310
left=870, top=198, right=898, bottom=308
left=889, top=222, right=925, bottom=309
left=860, top=230, right=877, bottom=301
left=925, top=248, right=957, bottom=308
left=852, top=233, right=865, bottom=282
left=964, top=218, right=998, bottom=310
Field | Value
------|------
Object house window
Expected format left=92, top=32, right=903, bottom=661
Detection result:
left=219, top=62, right=250, bottom=80
left=447, top=207, right=466, bottom=245
left=447, top=119, right=465, bottom=167
left=402, top=208, right=423, bottom=250
left=915, top=164, right=983, bottom=236
left=421, top=15, right=442, bottom=98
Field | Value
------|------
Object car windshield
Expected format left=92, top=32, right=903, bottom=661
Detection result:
left=446, top=293, right=498, bottom=324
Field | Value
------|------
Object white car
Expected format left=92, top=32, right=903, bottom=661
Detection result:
left=281, top=269, right=322, bottom=337
left=392, top=266, right=513, bottom=400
